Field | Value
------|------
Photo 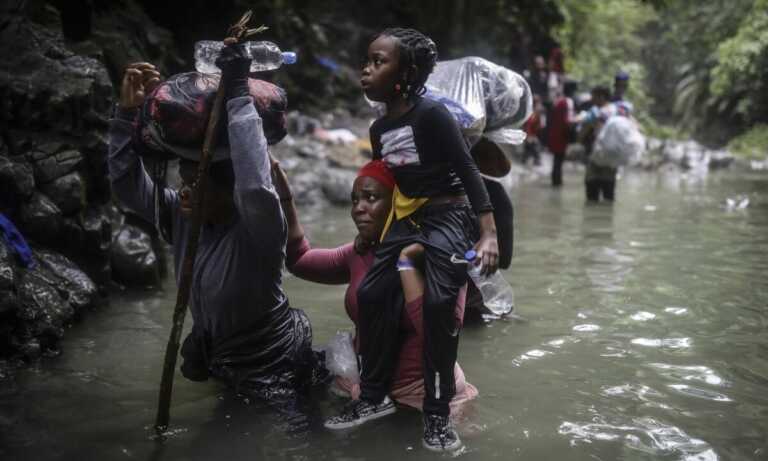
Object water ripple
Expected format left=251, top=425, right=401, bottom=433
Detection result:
left=631, top=337, right=692, bottom=349
left=573, top=324, right=601, bottom=332
left=559, top=417, right=717, bottom=459
left=667, top=384, right=733, bottom=402
left=649, top=363, right=727, bottom=386
left=631, top=311, right=656, bottom=321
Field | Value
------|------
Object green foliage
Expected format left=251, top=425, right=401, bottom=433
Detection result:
left=727, top=124, right=768, bottom=158
left=656, top=0, right=767, bottom=142
left=555, top=0, right=767, bottom=145
left=710, top=0, right=768, bottom=117
left=554, top=0, right=656, bottom=116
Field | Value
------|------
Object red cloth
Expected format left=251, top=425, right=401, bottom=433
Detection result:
left=357, top=160, right=395, bottom=190
left=524, top=112, right=542, bottom=138
left=548, top=47, right=564, bottom=74
left=547, top=96, right=572, bottom=155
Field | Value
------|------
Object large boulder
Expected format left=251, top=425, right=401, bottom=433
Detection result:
left=0, top=239, right=17, bottom=316
left=0, top=12, right=112, bottom=138
left=18, top=192, right=62, bottom=245
left=111, top=223, right=160, bottom=287
left=0, top=156, right=35, bottom=213
left=40, top=171, right=85, bottom=215
left=321, top=168, right=357, bottom=205
left=16, top=269, right=73, bottom=354
left=34, top=248, right=97, bottom=313
left=26, top=145, right=84, bottom=185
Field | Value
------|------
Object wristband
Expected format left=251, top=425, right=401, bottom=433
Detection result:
left=396, top=258, right=415, bottom=271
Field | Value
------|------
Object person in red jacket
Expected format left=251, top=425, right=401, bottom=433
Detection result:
left=547, top=79, right=577, bottom=186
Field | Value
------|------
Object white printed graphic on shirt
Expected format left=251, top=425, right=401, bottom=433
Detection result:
left=380, top=126, right=420, bottom=167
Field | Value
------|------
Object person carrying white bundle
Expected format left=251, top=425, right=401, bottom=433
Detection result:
left=590, top=115, right=645, bottom=169
left=576, top=85, right=643, bottom=203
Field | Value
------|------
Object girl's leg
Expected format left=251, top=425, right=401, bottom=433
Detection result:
left=356, top=219, right=414, bottom=404
left=398, top=243, right=425, bottom=303
left=420, top=206, right=476, bottom=417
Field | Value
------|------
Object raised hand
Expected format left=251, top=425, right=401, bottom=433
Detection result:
left=119, top=62, right=161, bottom=109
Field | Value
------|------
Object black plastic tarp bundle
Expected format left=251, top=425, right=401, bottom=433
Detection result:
left=134, top=72, right=288, bottom=161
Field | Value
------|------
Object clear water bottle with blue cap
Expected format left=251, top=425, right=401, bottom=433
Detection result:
left=463, top=249, right=515, bottom=316
left=194, top=40, right=298, bottom=74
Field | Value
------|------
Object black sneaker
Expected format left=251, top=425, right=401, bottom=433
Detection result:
left=422, top=414, right=462, bottom=452
left=324, top=396, right=396, bottom=430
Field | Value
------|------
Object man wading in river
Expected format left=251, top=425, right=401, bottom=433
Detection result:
left=108, top=49, right=325, bottom=416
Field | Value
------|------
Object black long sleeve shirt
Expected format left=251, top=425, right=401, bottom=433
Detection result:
left=370, top=97, right=493, bottom=214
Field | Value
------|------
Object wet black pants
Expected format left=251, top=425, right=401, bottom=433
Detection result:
left=585, top=179, right=616, bottom=201
left=551, top=151, right=565, bottom=186
left=357, top=203, right=478, bottom=416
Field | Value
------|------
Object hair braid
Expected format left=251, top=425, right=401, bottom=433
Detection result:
left=377, top=28, right=438, bottom=100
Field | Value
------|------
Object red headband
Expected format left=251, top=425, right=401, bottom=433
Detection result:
left=357, top=160, right=395, bottom=190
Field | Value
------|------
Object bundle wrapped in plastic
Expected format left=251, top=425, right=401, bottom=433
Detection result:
left=135, top=72, right=288, bottom=162
left=424, top=57, right=532, bottom=149
left=366, top=57, right=532, bottom=177
left=323, top=331, right=359, bottom=383
left=590, top=116, right=646, bottom=168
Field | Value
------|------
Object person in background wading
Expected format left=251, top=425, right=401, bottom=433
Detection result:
left=547, top=79, right=578, bottom=187
left=578, top=85, right=618, bottom=202
left=322, top=28, right=499, bottom=452
left=270, top=158, right=478, bottom=414
left=108, top=50, right=325, bottom=422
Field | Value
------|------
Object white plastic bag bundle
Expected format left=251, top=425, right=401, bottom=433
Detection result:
left=367, top=57, right=532, bottom=151
left=324, top=331, right=359, bottom=383
left=425, top=57, right=532, bottom=148
left=591, top=116, right=646, bottom=168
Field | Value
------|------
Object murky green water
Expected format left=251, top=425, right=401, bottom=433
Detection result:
left=2, top=167, right=767, bottom=460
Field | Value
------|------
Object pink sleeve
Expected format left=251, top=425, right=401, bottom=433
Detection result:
left=286, top=237, right=353, bottom=285
left=403, top=283, right=468, bottom=335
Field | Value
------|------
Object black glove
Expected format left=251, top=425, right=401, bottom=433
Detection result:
left=215, top=43, right=251, bottom=99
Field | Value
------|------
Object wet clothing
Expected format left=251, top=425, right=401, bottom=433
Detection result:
left=358, top=202, right=479, bottom=417
left=548, top=96, right=574, bottom=187
left=585, top=163, right=617, bottom=202
left=286, top=237, right=478, bottom=413
left=370, top=97, right=492, bottom=214
left=363, top=96, right=491, bottom=417
left=580, top=103, right=619, bottom=202
left=484, top=178, right=514, bottom=269
left=108, top=97, right=315, bottom=399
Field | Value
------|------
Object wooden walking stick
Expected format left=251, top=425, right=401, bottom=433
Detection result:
left=154, top=10, right=268, bottom=436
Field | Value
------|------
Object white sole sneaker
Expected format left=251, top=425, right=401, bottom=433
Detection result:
left=324, top=397, right=397, bottom=430
left=422, top=435, right=462, bottom=452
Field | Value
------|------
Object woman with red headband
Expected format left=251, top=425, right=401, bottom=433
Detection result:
left=271, top=159, right=477, bottom=414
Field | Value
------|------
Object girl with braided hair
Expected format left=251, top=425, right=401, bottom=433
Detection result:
left=324, top=28, right=499, bottom=452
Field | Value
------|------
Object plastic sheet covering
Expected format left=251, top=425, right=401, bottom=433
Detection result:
left=181, top=304, right=320, bottom=400
left=424, top=57, right=532, bottom=147
left=324, top=330, right=359, bottom=383
left=34, top=248, right=97, bottom=311
left=591, top=116, right=646, bottom=168
left=136, top=72, right=288, bottom=162
left=367, top=57, right=532, bottom=174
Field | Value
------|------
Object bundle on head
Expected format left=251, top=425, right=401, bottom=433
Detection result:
left=134, top=72, right=288, bottom=162
left=377, top=27, right=438, bottom=100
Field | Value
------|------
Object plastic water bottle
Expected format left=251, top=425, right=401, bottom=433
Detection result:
left=463, top=249, right=515, bottom=316
left=194, top=40, right=298, bottom=74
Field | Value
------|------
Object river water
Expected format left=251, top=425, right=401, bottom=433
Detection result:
left=2, top=167, right=767, bottom=460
